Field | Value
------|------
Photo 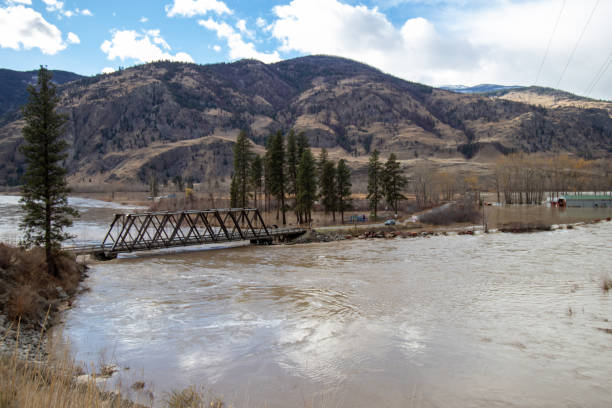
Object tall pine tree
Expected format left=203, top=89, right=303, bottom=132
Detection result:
left=20, top=66, right=78, bottom=276
left=230, top=130, right=251, bottom=208
left=285, top=130, right=299, bottom=222
left=296, top=148, right=317, bottom=225
left=320, top=159, right=337, bottom=221
left=382, top=153, right=407, bottom=214
left=366, top=149, right=383, bottom=220
left=336, top=159, right=352, bottom=224
left=267, top=131, right=287, bottom=225
left=250, top=154, right=263, bottom=208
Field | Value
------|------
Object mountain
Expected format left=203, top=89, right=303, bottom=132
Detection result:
left=0, top=56, right=611, bottom=188
left=489, top=86, right=612, bottom=114
left=440, top=84, right=524, bottom=94
left=0, top=69, right=85, bottom=122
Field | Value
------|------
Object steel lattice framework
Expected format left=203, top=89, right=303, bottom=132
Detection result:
left=101, top=208, right=271, bottom=254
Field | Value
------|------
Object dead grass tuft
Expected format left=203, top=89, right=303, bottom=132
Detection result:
left=0, top=244, right=87, bottom=326
left=0, top=332, right=140, bottom=408
left=602, top=277, right=612, bottom=293
left=164, top=386, right=224, bottom=408
left=7, top=285, right=38, bottom=321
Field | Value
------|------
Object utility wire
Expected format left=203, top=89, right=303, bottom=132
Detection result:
left=555, top=0, right=600, bottom=89
left=585, top=52, right=612, bottom=97
left=534, top=0, right=566, bottom=86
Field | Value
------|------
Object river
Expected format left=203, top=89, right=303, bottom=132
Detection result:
left=1, top=196, right=612, bottom=407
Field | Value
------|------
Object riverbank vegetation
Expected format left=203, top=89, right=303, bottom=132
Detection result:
left=0, top=244, right=86, bottom=325
left=493, top=154, right=612, bottom=204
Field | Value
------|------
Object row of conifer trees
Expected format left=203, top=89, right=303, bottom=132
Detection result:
left=230, top=130, right=352, bottom=225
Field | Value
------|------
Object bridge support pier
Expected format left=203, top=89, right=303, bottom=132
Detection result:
left=93, top=251, right=118, bottom=261
left=250, top=237, right=273, bottom=245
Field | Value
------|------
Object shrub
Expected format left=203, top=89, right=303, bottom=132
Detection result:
left=419, top=198, right=481, bottom=225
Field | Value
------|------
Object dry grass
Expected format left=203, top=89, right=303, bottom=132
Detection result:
left=0, top=244, right=86, bottom=325
left=0, top=331, right=140, bottom=408
left=0, top=327, right=230, bottom=408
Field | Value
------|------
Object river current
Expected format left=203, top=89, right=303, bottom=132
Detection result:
left=1, top=196, right=611, bottom=407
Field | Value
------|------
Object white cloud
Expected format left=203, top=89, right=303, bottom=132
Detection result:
left=235, top=19, right=255, bottom=39
left=66, top=31, right=80, bottom=44
left=199, top=17, right=280, bottom=63
left=213, top=44, right=221, bottom=52
left=140, top=16, right=148, bottom=23
left=41, top=0, right=63, bottom=12
left=100, top=29, right=194, bottom=64
left=6, top=0, right=32, bottom=4
left=269, top=0, right=612, bottom=99
left=255, top=17, right=266, bottom=28
left=101, top=67, right=116, bottom=74
left=165, top=0, right=231, bottom=17
left=63, top=9, right=72, bottom=17
left=0, top=5, right=66, bottom=54
left=80, top=8, right=92, bottom=16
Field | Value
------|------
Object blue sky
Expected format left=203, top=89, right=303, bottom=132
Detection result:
left=1, top=0, right=611, bottom=100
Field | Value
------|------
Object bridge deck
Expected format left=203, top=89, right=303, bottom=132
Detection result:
left=64, top=208, right=305, bottom=258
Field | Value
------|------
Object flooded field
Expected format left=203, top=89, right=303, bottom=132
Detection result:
left=1, top=196, right=612, bottom=407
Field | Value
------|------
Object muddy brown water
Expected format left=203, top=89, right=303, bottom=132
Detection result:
left=1, top=196, right=612, bottom=407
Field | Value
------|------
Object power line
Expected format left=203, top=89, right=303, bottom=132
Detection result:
left=534, top=0, right=566, bottom=86
left=555, top=0, right=600, bottom=89
left=585, top=51, right=612, bottom=97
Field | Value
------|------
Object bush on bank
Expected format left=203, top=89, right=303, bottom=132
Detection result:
left=0, top=244, right=86, bottom=325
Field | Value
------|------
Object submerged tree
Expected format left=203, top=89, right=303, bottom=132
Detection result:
left=366, top=149, right=383, bottom=219
left=336, top=159, right=352, bottom=224
left=19, top=66, right=78, bottom=276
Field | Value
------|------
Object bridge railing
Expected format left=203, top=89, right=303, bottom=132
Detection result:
left=101, top=208, right=270, bottom=253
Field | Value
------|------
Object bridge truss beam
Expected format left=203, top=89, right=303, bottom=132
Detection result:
left=101, top=208, right=270, bottom=254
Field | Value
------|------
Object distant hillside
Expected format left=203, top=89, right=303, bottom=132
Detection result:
left=488, top=86, right=612, bottom=114
left=0, top=69, right=84, bottom=122
left=440, top=84, right=523, bottom=94
left=0, top=56, right=611, bottom=187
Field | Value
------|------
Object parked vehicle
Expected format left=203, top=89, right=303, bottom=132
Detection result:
left=384, top=219, right=396, bottom=226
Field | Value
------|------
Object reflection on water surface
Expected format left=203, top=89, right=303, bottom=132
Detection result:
left=1, top=195, right=611, bottom=407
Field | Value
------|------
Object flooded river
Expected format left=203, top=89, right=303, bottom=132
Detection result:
left=1, top=196, right=612, bottom=407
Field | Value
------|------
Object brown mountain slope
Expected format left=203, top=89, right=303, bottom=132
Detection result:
left=0, top=56, right=611, bottom=187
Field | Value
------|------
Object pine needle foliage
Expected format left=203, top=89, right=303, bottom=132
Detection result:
left=230, top=130, right=251, bottom=208
left=19, top=66, right=78, bottom=276
left=336, top=159, right=352, bottom=224
left=297, top=149, right=317, bottom=224
left=366, top=149, right=383, bottom=220
left=382, top=153, right=408, bottom=214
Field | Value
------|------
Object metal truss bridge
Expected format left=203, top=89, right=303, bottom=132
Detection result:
left=67, top=208, right=305, bottom=260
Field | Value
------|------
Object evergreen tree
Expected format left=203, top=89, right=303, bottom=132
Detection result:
left=285, top=130, right=299, bottom=222
left=173, top=175, right=184, bottom=192
left=250, top=154, right=263, bottom=208
left=267, top=131, right=287, bottom=224
left=382, top=153, right=408, bottom=214
left=336, top=159, right=352, bottom=224
left=19, top=66, right=78, bottom=276
left=296, top=148, right=317, bottom=224
left=230, top=130, right=251, bottom=208
left=148, top=170, right=159, bottom=197
left=320, top=159, right=337, bottom=221
left=296, top=131, right=309, bottom=158
left=367, top=149, right=383, bottom=220
left=317, top=147, right=329, bottom=183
